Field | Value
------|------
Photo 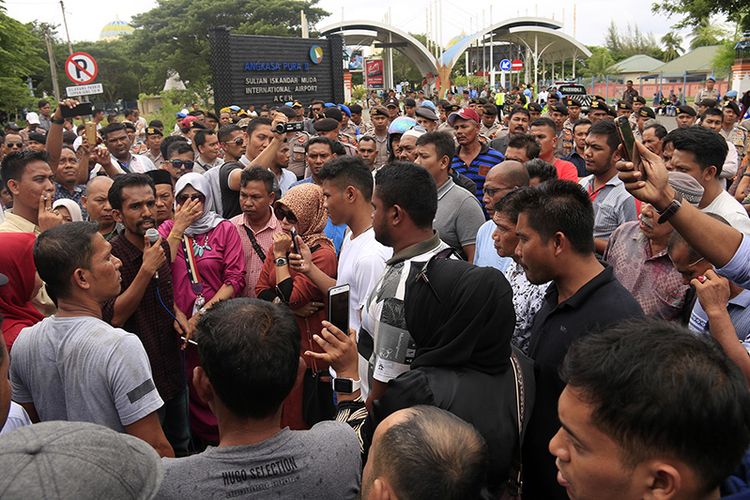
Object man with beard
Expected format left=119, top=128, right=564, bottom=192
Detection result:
left=103, top=173, right=190, bottom=456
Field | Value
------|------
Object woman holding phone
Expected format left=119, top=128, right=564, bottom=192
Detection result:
left=256, top=183, right=337, bottom=430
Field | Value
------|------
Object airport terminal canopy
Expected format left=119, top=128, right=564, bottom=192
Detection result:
left=319, top=20, right=439, bottom=77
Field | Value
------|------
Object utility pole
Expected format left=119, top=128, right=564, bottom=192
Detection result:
left=59, top=0, right=73, bottom=55
left=44, top=29, right=61, bottom=101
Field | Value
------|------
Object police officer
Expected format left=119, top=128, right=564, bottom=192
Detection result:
left=314, top=117, right=357, bottom=156
left=587, top=99, right=610, bottom=124
left=629, top=96, right=646, bottom=127
left=288, top=118, right=311, bottom=180
left=479, top=103, right=502, bottom=140
left=370, top=106, right=391, bottom=168
left=563, top=98, right=581, bottom=129
left=616, top=100, right=632, bottom=118
left=551, top=103, right=573, bottom=157
left=415, top=106, right=440, bottom=133
left=634, top=106, right=656, bottom=141
left=722, top=101, right=748, bottom=166
left=695, top=76, right=721, bottom=103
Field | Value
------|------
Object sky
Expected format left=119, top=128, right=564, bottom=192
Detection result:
left=5, top=0, right=698, bottom=47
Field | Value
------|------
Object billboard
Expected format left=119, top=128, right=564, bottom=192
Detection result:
left=210, top=28, right=344, bottom=109
left=345, top=48, right=364, bottom=72
left=365, top=59, right=384, bottom=89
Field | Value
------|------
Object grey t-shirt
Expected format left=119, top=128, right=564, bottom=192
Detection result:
left=156, top=421, right=361, bottom=499
left=434, top=178, right=486, bottom=257
left=10, top=316, right=163, bottom=432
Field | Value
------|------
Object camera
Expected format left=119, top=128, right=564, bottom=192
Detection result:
left=275, top=122, right=305, bottom=134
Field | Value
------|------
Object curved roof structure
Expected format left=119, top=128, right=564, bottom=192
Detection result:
left=99, top=20, right=134, bottom=41
left=441, top=17, right=590, bottom=68
left=319, top=20, right=439, bottom=77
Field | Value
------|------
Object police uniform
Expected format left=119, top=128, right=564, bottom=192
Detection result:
left=695, top=87, right=720, bottom=104
left=288, top=130, right=310, bottom=179
left=480, top=122, right=502, bottom=140
left=724, top=125, right=748, bottom=164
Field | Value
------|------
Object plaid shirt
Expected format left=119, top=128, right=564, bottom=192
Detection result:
left=102, top=234, right=184, bottom=401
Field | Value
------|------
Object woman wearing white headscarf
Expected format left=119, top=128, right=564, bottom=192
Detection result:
left=51, top=198, right=83, bottom=223
left=158, top=172, right=246, bottom=448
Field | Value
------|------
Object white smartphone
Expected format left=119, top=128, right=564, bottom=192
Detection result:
left=327, top=284, right=350, bottom=334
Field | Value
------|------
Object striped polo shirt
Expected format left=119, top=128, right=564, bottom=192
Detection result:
left=451, top=142, right=505, bottom=201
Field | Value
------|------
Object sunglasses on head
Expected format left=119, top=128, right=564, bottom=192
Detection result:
left=274, top=206, right=297, bottom=223
left=170, top=160, right=194, bottom=170
left=177, top=193, right=205, bottom=204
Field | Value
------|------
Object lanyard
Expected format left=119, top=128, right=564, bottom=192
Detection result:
left=180, top=236, right=204, bottom=295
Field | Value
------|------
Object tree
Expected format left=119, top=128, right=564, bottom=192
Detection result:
left=0, top=11, right=46, bottom=113
left=652, top=0, right=749, bottom=31
left=661, top=32, right=684, bottom=61
left=689, top=19, right=727, bottom=49
left=129, top=0, right=329, bottom=97
left=712, top=38, right=738, bottom=77
left=581, top=47, right=616, bottom=78
left=604, top=21, right=664, bottom=61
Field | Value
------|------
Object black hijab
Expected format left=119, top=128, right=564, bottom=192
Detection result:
left=405, top=258, right=515, bottom=374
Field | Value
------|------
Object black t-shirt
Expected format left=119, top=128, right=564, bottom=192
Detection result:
left=522, top=265, right=643, bottom=500
left=219, top=162, right=243, bottom=219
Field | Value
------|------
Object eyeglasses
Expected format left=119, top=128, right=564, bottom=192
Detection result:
left=274, top=206, right=298, bottom=223
left=5, top=142, right=23, bottom=148
left=177, top=193, right=205, bottom=204
left=170, top=160, right=194, bottom=170
left=224, top=137, right=244, bottom=147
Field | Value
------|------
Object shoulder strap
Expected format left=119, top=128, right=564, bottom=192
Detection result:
left=506, top=350, right=525, bottom=498
left=242, top=224, right=267, bottom=262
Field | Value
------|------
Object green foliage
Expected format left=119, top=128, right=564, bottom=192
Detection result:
left=392, top=33, right=436, bottom=84
left=129, top=0, right=329, bottom=94
left=452, top=75, right=487, bottom=88
left=604, top=21, right=664, bottom=61
left=0, top=12, right=46, bottom=113
left=712, top=38, right=738, bottom=77
left=351, top=85, right=366, bottom=103
left=689, top=20, right=727, bottom=49
left=580, top=47, right=616, bottom=78
left=652, top=0, right=749, bottom=31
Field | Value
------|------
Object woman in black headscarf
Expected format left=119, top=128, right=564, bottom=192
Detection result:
left=374, top=258, right=525, bottom=496
left=313, top=257, right=531, bottom=498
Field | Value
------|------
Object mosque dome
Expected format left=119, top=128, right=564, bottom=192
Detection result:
left=99, top=20, right=134, bottom=41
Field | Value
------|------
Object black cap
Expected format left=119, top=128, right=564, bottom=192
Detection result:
left=404, top=98, right=416, bottom=107
left=616, top=101, right=632, bottom=111
left=323, top=107, right=343, bottom=122
left=638, top=106, right=656, bottom=119
left=676, top=105, right=697, bottom=117
left=697, top=98, right=718, bottom=108
left=28, top=132, right=46, bottom=144
left=564, top=98, right=580, bottom=108
left=551, top=103, right=568, bottom=115
left=276, top=106, right=297, bottom=119
left=145, top=169, right=173, bottom=186
left=349, top=104, right=363, bottom=114
left=589, top=100, right=607, bottom=111
left=528, top=102, right=543, bottom=112
left=313, top=118, right=339, bottom=133
left=724, top=101, right=741, bottom=116
left=385, top=98, right=400, bottom=108
left=145, top=127, right=163, bottom=136
left=633, top=96, right=646, bottom=105
left=371, top=106, right=389, bottom=117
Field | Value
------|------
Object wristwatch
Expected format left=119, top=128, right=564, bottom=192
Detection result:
left=656, top=191, right=683, bottom=224
left=332, top=377, right=361, bottom=394
left=275, top=257, right=288, bottom=267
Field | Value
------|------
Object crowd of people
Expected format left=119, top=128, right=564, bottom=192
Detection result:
left=0, top=83, right=749, bottom=500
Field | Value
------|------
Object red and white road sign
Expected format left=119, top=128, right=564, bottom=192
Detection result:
left=65, top=52, right=99, bottom=85
left=511, top=59, right=524, bottom=71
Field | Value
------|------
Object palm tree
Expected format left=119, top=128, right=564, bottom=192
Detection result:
left=661, top=32, right=684, bottom=61
left=690, top=19, right=726, bottom=49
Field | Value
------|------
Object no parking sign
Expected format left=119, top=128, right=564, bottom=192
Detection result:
left=65, top=52, right=99, bottom=85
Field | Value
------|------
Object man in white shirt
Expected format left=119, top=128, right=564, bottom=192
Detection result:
left=289, top=156, right=391, bottom=399
left=667, top=127, right=750, bottom=234
left=91, top=123, right=156, bottom=178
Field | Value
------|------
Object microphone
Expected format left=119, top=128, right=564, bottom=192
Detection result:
left=146, top=228, right=160, bottom=280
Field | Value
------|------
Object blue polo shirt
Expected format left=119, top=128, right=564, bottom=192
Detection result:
left=450, top=143, right=504, bottom=202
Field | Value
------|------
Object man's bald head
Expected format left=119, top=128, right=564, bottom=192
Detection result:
left=86, top=175, right=114, bottom=195
left=362, top=406, right=488, bottom=499
left=487, top=160, right=530, bottom=187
